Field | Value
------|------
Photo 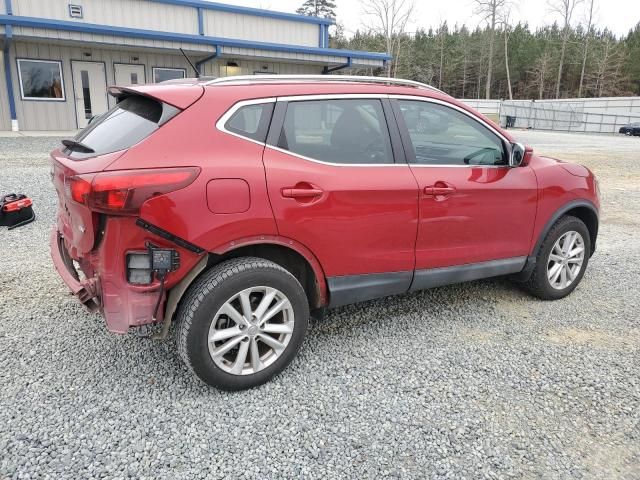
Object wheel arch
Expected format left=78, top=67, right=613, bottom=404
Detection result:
left=533, top=200, right=599, bottom=258
left=208, top=237, right=328, bottom=309
left=514, top=199, right=598, bottom=284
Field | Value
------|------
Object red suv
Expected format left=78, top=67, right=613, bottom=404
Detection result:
left=50, top=75, right=599, bottom=390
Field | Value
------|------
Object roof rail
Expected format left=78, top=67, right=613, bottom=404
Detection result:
left=204, top=75, right=445, bottom=94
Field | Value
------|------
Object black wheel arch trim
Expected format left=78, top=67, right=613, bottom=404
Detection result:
left=515, top=199, right=598, bottom=283
left=532, top=199, right=598, bottom=256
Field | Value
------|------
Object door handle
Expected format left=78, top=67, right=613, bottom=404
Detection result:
left=281, top=187, right=323, bottom=198
left=424, top=182, right=456, bottom=197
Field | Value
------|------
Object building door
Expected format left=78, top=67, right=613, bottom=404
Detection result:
left=114, top=63, right=145, bottom=86
left=71, top=61, right=108, bottom=128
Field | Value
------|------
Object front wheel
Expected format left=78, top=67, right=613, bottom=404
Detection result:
left=176, top=257, right=309, bottom=390
left=522, top=215, right=591, bottom=300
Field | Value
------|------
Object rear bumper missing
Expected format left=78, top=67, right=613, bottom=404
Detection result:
left=50, top=226, right=164, bottom=334
left=50, top=228, right=100, bottom=311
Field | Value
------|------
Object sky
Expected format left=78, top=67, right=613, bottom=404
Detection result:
left=219, top=0, right=640, bottom=38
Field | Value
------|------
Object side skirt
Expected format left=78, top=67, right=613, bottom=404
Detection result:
left=327, top=271, right=413, bottom=308
left=410, top=257, right=527, bottom=292
left=326, top=257, right=527, bottom=308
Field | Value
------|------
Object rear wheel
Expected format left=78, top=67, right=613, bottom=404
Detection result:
left=522, top=215, right=591, bottom=300
left=176, top=257, right=309, bottom=390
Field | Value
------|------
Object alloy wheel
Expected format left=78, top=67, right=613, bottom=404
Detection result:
left=547, top=230, right=585, bottom=290
left=207, top=286, right=295, bottom=375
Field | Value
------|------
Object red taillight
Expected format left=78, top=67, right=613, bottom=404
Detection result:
left=64, top=167, right=200, bottom=215
left=66, top=175, right=92, bottom=204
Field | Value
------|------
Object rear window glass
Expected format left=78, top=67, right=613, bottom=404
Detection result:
left=64, top=96, right=175, bottom=159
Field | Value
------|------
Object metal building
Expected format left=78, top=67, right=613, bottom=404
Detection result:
left=0, top=0, right=390, bottom=131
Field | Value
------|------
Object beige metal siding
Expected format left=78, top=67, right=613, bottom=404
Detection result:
left=10, top=41, right=199, bottom=130
left=13, top=0, right=198, bottom=34
left=203, top=10, right=318, bottom=47
left=13, top=26, right=212, bottom=53
left=0, top=50, right=12, bottom=131
left=220, top=46, right=348, bottom=66
left=201, top=59, right=321, bottom=77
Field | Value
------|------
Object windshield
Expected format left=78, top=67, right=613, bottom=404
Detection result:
left=64, top=96, right=178, bottom=159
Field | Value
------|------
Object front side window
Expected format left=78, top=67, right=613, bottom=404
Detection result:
left=397, top=100, right=506, bottom=166
left=153, top=67, right=186, bottom=83
left=225, top=102, right=274, bottom=142
left=278, top=99, right=394, bottom=165
left=17, top=59, right=65, bottom=100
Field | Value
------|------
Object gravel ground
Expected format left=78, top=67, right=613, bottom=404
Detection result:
left=1, top=131, right=639, bottom=479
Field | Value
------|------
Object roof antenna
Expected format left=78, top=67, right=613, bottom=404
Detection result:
left=180, top=48, right=200, bottom=78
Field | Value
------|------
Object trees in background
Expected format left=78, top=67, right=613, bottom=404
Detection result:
left=294, top=0, right=638, bottom=98
left=472, top=0, right=509, bottom=99
left=359, top=0, right=415, bottom=77
left=296, top=0, right=337, bottom=20
left=578, top=0, right=595, bottom=97
left=548, top=0, right=583, bottom=98
left=333, top=20, right=639, bottom=99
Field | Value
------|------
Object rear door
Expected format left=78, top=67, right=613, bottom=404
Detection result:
left=262, top=96, right=419, bottom=306
left=391, top=96, right=537, bottom=279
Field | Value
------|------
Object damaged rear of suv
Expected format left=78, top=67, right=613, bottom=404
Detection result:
left=51, top=84, right=205, bottom=333
left=51, top=75, right=599, bottom=391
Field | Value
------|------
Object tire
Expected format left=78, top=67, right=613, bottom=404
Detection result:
left=176, top=257, right=309, bottom=391
left=522, top=215, right=591, bottom=300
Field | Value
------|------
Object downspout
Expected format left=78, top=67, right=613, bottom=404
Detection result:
left=195, top=44, right=219, bottom=77
left=3, top=0, right=18, bottom=131
left=322, top=57, right=351, bottom=74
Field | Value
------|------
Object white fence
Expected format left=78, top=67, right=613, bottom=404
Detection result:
left=461, top=97, right=640, bottom=134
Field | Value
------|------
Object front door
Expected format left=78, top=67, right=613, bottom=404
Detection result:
left=263, top=97, right=419, bottom=306
left=114, top=63, right=145, bottom=86
left=392, top=97, right=537, bottom=281
left=71, top=61, right=108, bottom=128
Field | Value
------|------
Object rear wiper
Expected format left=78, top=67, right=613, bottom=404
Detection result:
left=61, top=138, right=95, bottom=153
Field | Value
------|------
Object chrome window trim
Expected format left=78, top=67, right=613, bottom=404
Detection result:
left=215, top=97, right=276, bottom=147
left=215, top=93, right=513, bottom=168
left=265, top=144, right=407, bottom=168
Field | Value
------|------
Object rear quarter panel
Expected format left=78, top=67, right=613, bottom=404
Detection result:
left=105, top=89, right=279, bottom=250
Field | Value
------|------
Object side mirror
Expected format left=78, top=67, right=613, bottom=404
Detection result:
left=509, top=142, right=526, bottom=167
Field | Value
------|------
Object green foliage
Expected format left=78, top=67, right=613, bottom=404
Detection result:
left=296, top=0, right=337, bottom=20
left=338, top=22, right=636, bottom=99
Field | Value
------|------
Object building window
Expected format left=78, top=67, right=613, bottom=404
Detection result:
left=152, top=67, right=186, bottom=83
left=68, top=4, right=83, bottom=18
left=17, top=59, right=65, bottom=101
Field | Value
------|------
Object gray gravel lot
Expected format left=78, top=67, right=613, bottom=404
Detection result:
left=1, top=131, right=639, bottom=479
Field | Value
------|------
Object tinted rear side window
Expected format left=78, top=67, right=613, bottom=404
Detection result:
left=224, top=102, right=274, bottom=142
left=65, top=96, right=177, bottom=159
left=277, top=99, right=394, bottom=165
